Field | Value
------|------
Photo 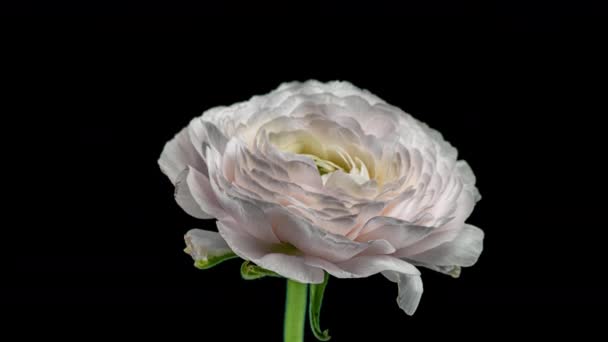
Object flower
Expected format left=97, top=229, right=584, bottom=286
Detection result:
left=159, top=80, right=484, bottom=315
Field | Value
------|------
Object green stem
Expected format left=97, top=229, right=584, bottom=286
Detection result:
left=284, top=279, right=308, bottom=342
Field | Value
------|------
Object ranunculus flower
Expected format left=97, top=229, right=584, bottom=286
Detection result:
left=159, top=80, right=483, bottom=318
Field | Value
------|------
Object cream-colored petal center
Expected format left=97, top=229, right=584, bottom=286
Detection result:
left=271, top=131, right=372, bottom=185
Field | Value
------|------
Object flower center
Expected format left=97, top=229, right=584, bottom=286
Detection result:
left=300, top=149, right=370, bottom=185
left=270, top=132, right=371, bottom=185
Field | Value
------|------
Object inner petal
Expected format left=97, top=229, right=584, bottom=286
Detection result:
left=269, top=130, right=372, bottom=185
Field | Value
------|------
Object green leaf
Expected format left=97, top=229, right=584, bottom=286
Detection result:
left=309, top=272, right=331, bottom=341
left=240, top=260, right=282, bottom=280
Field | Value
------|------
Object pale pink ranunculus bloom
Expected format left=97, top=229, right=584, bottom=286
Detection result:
left=159, top=80, right=483, bottom=315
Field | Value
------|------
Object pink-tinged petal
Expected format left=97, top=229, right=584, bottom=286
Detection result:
left=335, top=255, right=420, bottom=278
left=217, top=219, right=324, bottom=284
left=394, top=228, right=461, bottom=258
left=396, top=188, right=477, bottom=257
left=456, top=160, right=479, bottom=194
left=274, top=80, right=385, bottom=106
left=356, top=216, right=434, bottom=250
left=303, top=256, right=357, bottom=278
left=324, top=170, right=378, bottom=199
left=456, top=159, right=482, bottom=206
left=174, top=169, right=214, bottom=219
left=213, top=190, right=280, bottom=244
left=216, top=219, right=274, bottom=260
left=187, top=118, right=207, bottom=162
left=357, top=239, right=396, bottom=255
left=445, top=188, right=477, bottom=229
left=283, top=160, right=323, bottom=189
left=216, top=194, right=280, bottom=244
left=184, top=229, right=233, bottom=261
left=345, top=201, right=387, bottom=239
left=408, top=224, right=484, bottom=268
left=184, top=166, right=224, bottom=219
left=221, top=138, right=239, bottom=182
left=362, top=113, right=398, bottom=138
left=202, top=116, right=228, bottom=154
left=383, top=271, right=424, bottom=315
left=304, top=255, right=419, bottom=279
left=267, top=207, right=370, bottom=262
left=158, top=123, right=206, bottom=184
left=206, top=148, right=280, bottom=244
left=256, top=253, right=325, bottom=284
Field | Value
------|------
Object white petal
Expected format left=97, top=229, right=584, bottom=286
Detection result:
left=304, top=255, right=419, bottom=279
left=283, top=159, right=323, bottom=189
left=324, top=170, right=377, bottom=199
left=275, top=80, right=385, bottom=106
left=267, top=207, right=370, bottom=263
left=184, top=229, right=233, bottom=261
left=184, top=166, right=224, bottom=219
left=216, top=219, right=324, bottom=284
left=216, top=219, right=273, bottom=260
left=158, top=123, right=206, bottom=184
left=206, top=147, right=280, bottom=244
left=396, top=188, right=477, bottom=257
left=335, top=255, right=420, bottom=278
left=456, top=160, right=481, bottom=201
left=257, top=253, right=325, bottom=284
left=356, top=216, right=434, bottom=250
left=383, top=271, right=424, bottom=315
left=409, top=224, right=484, bottom=268
left=357, top=239, right=396, bottom=255
left=201, top=121, right=229, bottom=154
left=174, top=169, right=214, bottom=219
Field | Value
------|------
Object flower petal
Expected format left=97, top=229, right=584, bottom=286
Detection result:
left=184, top=229, right=236, bottom=269
left=158, top=122, right=206, bottom=184
left=257, top=253, right=325, bottom=284
left=200, top=121, right=229, bottom=154
left=216, top=219, right=324, bottom=284
left=383, top=271, right=424, bottom=315
left=185, top=166, right=225, bottom=219
left=356, top=216, right=434, bottom=249
left=408, top=224, right=484, bottom=269
left=216, top=219, right=272, bottom=260
left=173, top=169, right=214, bottom=219
left=335, top=255, right=420, bottom=278
left=304, top=255, right=419, bottom=279
left=267, top=207, right=371, bottom=263
left=206, top=146, right=280, bottom=244
left=393, top=185, right=477, bottom=257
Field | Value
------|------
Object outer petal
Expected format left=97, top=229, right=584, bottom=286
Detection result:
left=158, top=122, right=206, bottom=184
left=408, top=224, right=484, bottom=269
left=383, top=271, right=424, bottom=315
left=216, top=219, right=271, bottom=260
left=394, top=187, right=477, bottom=258
left=185, top=166, right=224, bottom=219
left=216, top=219, right=324, bottom=284
left=267, top=207, right=371, bottom=263
left=275, top=80, right=385, bottom=106
left=206, top=145, right=280, bottom=244
left=174, top=169, right=214, bottom=219
left=304, top=255, right=419, bottom=279
left=334, top=255, right=419, bottom=278
left=256, top=253, right=325, bottom=284
left=355, top=216, right=434, bottom=250
left=184, top=229, right=234, bottom=264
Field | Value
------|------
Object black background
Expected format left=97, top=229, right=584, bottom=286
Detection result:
left=3, top=3, right=607, bottom=340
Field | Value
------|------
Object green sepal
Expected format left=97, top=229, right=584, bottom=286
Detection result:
left=189, top=250, right=238, bottom=270
left=240, top=260, right=282, bottom=280
left=309, top=272, right=331, bottom=341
